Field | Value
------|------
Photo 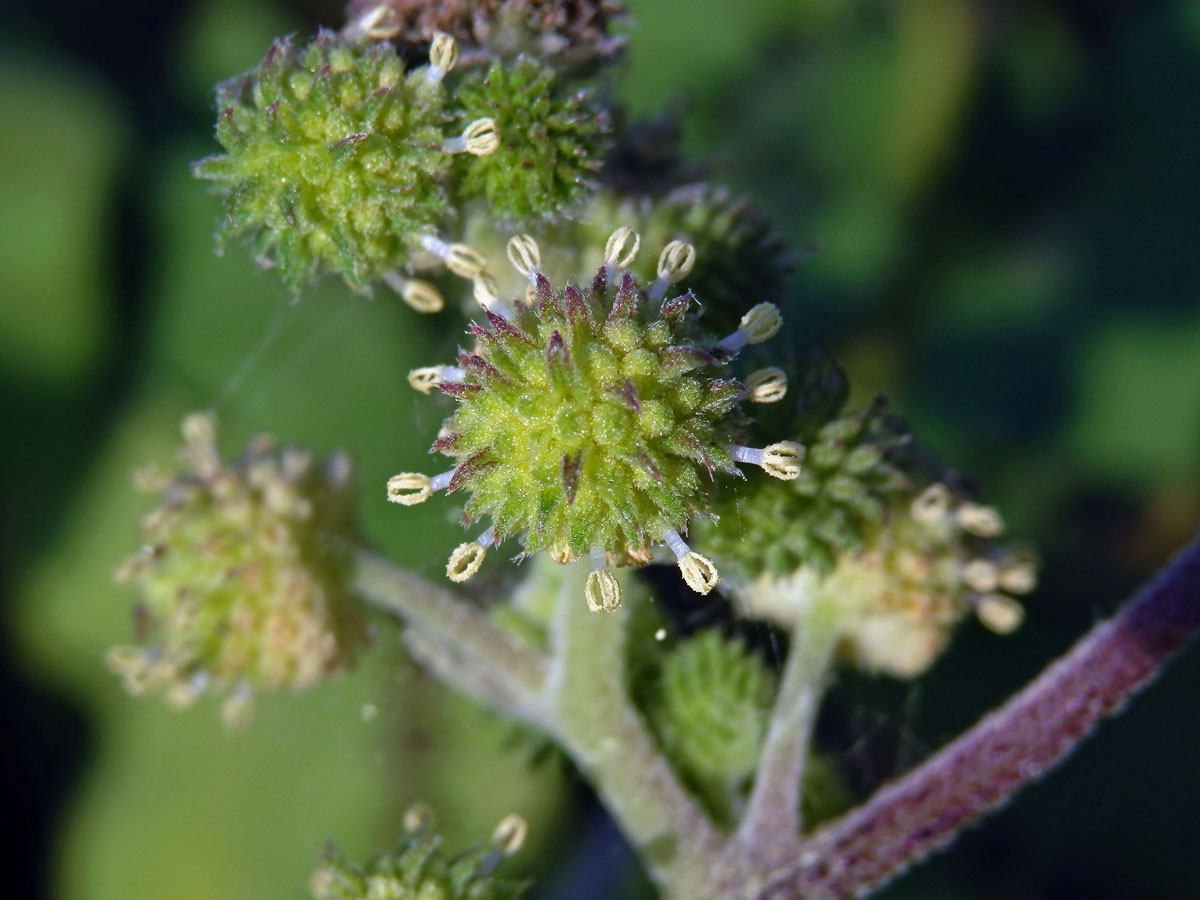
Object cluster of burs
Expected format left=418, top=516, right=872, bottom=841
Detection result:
left=113, top=0, right=1037, bottom=888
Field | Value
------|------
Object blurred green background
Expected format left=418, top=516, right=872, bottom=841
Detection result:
left=2, top=0, right=1199, bottom=898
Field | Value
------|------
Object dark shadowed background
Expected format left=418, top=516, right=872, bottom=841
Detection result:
left=3, top=0, right=1199, bottom=897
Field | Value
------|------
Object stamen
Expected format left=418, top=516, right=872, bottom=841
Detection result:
left=956, top=503, right=1005, bottom=538
left=418, top=233, right=452, bottom=260
left=910, top=483, right=950, bottom=525
left=650, top=240, right=696, bottom=301
left=444, top=118, right=501, bottom=155
left=387, top=471, right=452, bottom=505
left=382, top=271, right=445, bottom=313
left=345, top=5, right=400, bottom=40
left=445, top=243, right=488, bottom=278
left=603, top=226, right=641, bottom=280
left=446, top=525, right=494, bottom=582
left=998, top=558, right=1037, bottom=595
left=407, top=365, right=464, bottom=394
left=662, top=528, right=719, bottom=595
left=491, top=814, right=528, bottom=856
left=585, top=548, right=622, bottom=612
left=714, top=303, right=783, bottom=355
left=730, top=442, right=804, bottom=480
left=472, top=273, right=512, bottom=319
left=961, top=559, right=999, bottom=593
left=424, top=32, right=459, bottom=85
left=744, top=367, right=788, bottom=403
left=403, top=802, right=435, bottom=834
left=975, top=593, right=1025, bottom=634
left=506, top=234, right=543, bottom=286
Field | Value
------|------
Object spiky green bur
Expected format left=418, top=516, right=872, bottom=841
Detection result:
left=646, top=631, right=775, bottom=824
left=723, top=479, right=1037, bottom=678
left=193, top=31, right=451, bottom=293
left=312, top=811, right=528, bottom=900
left=455, top=58, right=607, bottom=223
left=699, top=400, right=912, bottom=580
left=108, top=413, right=366, bottom=726
left=390, top=233, right=801, bottom=602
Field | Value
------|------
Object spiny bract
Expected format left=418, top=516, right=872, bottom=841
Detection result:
left=388, top=230, right=803, bottom=609
left=455, top=57, right=608, bottom=223
left=312, top=808, right=528, bottom=900
left=193, top=30, right=493, bottom=294
left=107, top=413, right=366, bottom=727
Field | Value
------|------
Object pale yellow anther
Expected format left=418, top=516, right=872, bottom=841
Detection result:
left=506, top=234, right=542, bottom=277
left=962, top=559, right=999, bottom=593
left=761, top=442, right=805, bottom=480
left=739, top=302, right=783, bottom=344
left=403, top=802, right=435, bottom=834
left=399, top=279, right=444, bottom=313
left=585, top=570, right=623, bottom=612
left=525, top=284, right=538, bottom=305
left=181, top=410, right=217, bottom=447
left=347, top=5, right=401, bottom=40
left=999, top=559, right=1037, bottom=595
left=975, top=593, right=1026, bottom=634
left=911, top=483, right=951, bottom=525
left=462, top=118, right=501, bottom=156
left=956, top=503, right=1005, bottom=538
left=604, top=226, right=641, bottom=268
left=447, top=541, right=487, bottom=582
left=745, top=367, right=788, bottom=403
left=428, top=32, right=459, bottom=73
left=387, top=472, right=433, bottom=505
left=491, top=814, right=528, bottom=855
left=407, top=366, right=446, bottom=394
left=656, top=240, right=696, bottom=283
left=444, top=243, right=488, bottom=279
left=678, top=551, right=719, bottom=595
left=473, top=273, right=501, bottom=308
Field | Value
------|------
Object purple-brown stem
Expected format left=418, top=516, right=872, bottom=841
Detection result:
left=759, top=531, right=1200, bottom=900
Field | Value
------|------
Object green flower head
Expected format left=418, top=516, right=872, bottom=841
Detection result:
left=107, top=413, right=366, bottom=726
left=388, top=230, right=803, bottom=610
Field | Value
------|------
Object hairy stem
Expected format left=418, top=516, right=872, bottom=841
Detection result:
left=545, top=565, right=728, bottom=893
left=760, top=531, right=1200, bottom=900
left=353, top=550, right=548, bottom=719
left=736, top=588, right=840, bottom=870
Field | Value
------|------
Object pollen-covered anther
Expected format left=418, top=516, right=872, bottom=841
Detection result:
left=975, top=593, right=1026, bottom=634
left=407, top=365, right=463, bottom=394
left=961, top=558, right=999, bottom=593
left=447, top=525, right=494, bottom=583
left=731, top=442, right=805, bottom=480
left=744, top=367, right=788, bottom=403
left=344, top=4, right=401, bottom=40
left=471, top=273, right=512, bottom=318
left=424, top=32, right=459, bottom=85
left=650, top=240, right=696, bottom=301
left=998, top=558, right=1037, bottom=595
left=956, top=503, right=1005, bottom=538
left=604, top=226, right=641, bottom=273
left=506, top=234, right=543, bottom=285
left=664, top=529, right=719, bottom=594
left=910, top=482, right=951, bottom=525
left=444, top=118, right=501, bottom=156
left=382, top=272, right=445, bottom=313
left=715, top=302, right=783, bottom=355
left=585, top=569, right=623, bottom=612
left=386, top=472, right=434, bottom=505
left=491, top=814, right=529, bottom=856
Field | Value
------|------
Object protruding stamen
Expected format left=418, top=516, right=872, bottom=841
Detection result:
left=472, top=273, right=513, bottom=319
left=744, top=367, right=788, bottom=403
left=731, top=442, right=804, bottom=480
left=382, top=271, right=445, bottom=313
left=585, top=570, right=622, bottom=612
left=387, top=472, right=433, bottom=505
left=506, top=234, right=543, bottom=286
left=961, top=559, right=999, bottom=593
left=430, top=471, right=455, bottom=491
left=345, top=4, right=400, bottom=40
left=444, top=243, right=487, bottom=279
left=407, top=365, right=464, bottom=394
left=975, top=593, right=1026, bottom=634
left=650, top=240, right=696, bottom=301
left=424, top=32, right=459, bottom=85
left=403, top=802, right=435, bottom=834
left=714, top=302, right=783, bottom=355
left=444, top=118, right=501, bottom=155
left=447, top=542, right=486, bottom=582
left=491, top=814, right=528, bottom=856
left=603, top=226, right=641, bottom=279
left=956, top=503, right=1005, bottom=538
left=910, top=483, right=951, bottom=525
left=998, top=558, right=1037, bottom=595
left=662, top=528, right=719, bottom=595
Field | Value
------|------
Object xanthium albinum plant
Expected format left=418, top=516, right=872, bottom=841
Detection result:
left=107, top=2, right=1200, bottom=899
